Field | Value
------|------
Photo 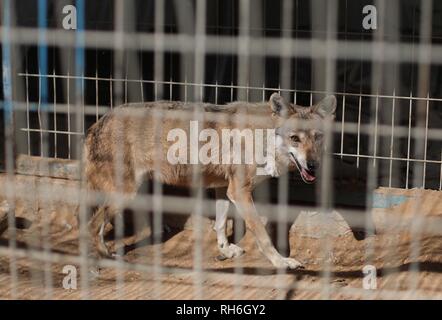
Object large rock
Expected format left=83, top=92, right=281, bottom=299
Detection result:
left=291, top=210, right=352, bottom=239
left=0, top=200, right=9, bottom=236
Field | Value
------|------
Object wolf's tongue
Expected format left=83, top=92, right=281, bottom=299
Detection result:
left=301, top=168, right=316, bottom=182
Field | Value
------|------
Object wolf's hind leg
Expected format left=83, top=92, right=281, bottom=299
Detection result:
left=88, top=205, right=112, bottom=258
left=214, top=188, right=244, bottom=259
left=98, top=213, right=110, bottom=255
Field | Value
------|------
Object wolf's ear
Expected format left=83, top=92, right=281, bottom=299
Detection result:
left=312, top=95, right=337, bottom=119
left=269, top=93, right=293, bottom=117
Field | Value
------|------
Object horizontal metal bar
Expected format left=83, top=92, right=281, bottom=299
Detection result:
left=13, top=147, right=442, bottom=182
left=1, top=27, right=442, bottom=64
left=0, top=244, right=440, bottom=299
left=0, top=101, right=108, bottom=116
left=1, top=173, right=442, bottom=234
left=16, top=72, right=442, bottom=102
left=14, top=106, right=442, bottom=142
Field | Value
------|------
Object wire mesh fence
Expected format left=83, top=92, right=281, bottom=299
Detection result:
left=1, top=0, right=442, bottom=300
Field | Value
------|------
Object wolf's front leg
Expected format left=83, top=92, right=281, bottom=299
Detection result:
left=226, top=178, right=303, bottom=270
left=214, top=188, right=245, bottom=259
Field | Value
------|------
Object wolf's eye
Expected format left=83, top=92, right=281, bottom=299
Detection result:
left=290, top=135, right=300, bottom=143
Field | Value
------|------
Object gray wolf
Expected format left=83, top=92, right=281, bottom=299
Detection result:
left=83, top=93, right=336, bottom=269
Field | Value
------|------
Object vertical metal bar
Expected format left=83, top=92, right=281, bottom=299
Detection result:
left=53, top=69, right=57, bottom=158
left=388, top=90, right=396, bottom=188
left=81, top=76, right=85, bottom=133
left=422, top=94, right=429, bottom=188
left=261, top=82, right=265, bottom=102
left=340, top=95, right=345, bottom=159
left=124, top=61, right=128, bottom=104
left=37, top=2, right=49, bottom=159
left=409, top=0, right=433, bottom=296
left=2, top=0, right=18, bottom=299
left=67, top=68, right=71, bottom=159
left=323, top=2, right=338, bottom=299
left=174, top=0, right=195, bottom=102
left=38, top=74, right=43, bottom=156
left=237, top=0, right=250, bottom=102
left=153, top=0, right=166, bottom=299
left=25, top=68, right=31, bottom=155
left=276, top=0, right=294, bottom=300
left=54, top=0, right=74, bottom=158
left=246, top=81, right=249, bottom=102
left=95, top=68, right=99, bottom=122
left=110, top=75, right=114, bottom=109
left=170, top=76, right=173, bottom=101
left=364, top=0, right=388, bottom=298
left=37, top=0, right=53, bottom=298
left=248, top=0, right=263, bottom=103
left=154, top=81, right=158, bottom=100
left=324, top=0, right=338, bottom=299
left=233, top=0, right=252, bottom=298
left=405, top=92, right=413, bottom=189
left=74, top=0, right=90, bottom=299
left=215, top=80, right=218, bottom=104
left=113, top=0, right=126, bottom=298
left=200, top=82, right=203, bottom=101
left=140, top=71, right=144, bottom=102
left=184, top=75, right=188, bottom=102
left=373, top=95, right=379, bottom=168
left=191, top=0, right=207, bottom=299
left=440, top=150, right=442, bottom=191
left=230, top=80, right=233, bottom=102
left=356, top=95, right=362, bottom=168
left=311, top=0, right=338, bottom=299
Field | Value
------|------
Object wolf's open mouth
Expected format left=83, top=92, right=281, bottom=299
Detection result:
left=289, top=153, right=316, bottom=184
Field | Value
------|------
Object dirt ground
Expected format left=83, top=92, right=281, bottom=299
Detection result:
left=0, top=174, right=441, bottom=300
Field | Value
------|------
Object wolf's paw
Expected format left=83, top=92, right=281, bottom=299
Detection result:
left=274, top=257, right=304, bottom=270
left=219, top=243, right=245, bottom=259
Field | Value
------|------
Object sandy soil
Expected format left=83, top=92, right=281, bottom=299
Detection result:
left=0, top=175, right=441, bottom=300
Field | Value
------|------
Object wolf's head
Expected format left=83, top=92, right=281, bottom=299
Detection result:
left=269, top=93, right=337, bottom=184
